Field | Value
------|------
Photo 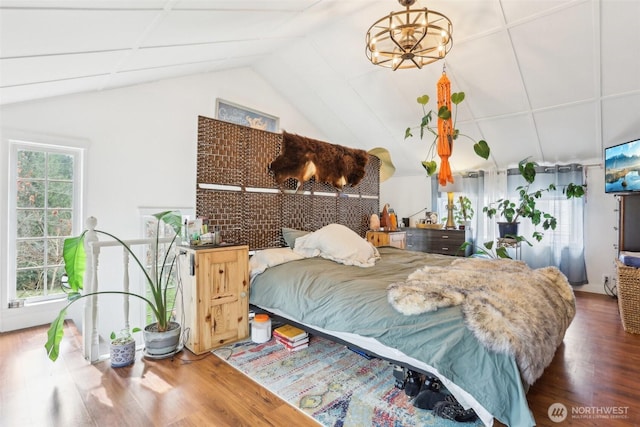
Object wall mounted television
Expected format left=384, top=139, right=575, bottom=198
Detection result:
left=605, top=138, right=640, bottom=194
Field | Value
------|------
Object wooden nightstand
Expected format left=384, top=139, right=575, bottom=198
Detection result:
left=366, top=230, right=407, bottom=249
left=178, top=244, right=249, bottom=354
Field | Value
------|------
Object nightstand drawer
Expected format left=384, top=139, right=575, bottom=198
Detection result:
left=366, top=230, right=406, bottom=249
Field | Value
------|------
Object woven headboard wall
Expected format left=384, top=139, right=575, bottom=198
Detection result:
left=196, top=116, right=380, bottom=250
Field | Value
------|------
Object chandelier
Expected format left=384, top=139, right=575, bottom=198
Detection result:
left=365, top=0, right=453, bottom=70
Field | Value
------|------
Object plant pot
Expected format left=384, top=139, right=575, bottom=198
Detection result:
left=110, top=338, right=136, bottom=368
left=498, top=222, right=519, bottom=238
left=143, top=321, right=181, bottom=357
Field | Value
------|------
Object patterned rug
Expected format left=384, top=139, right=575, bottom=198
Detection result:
left=215, top=335, right=484, bottom=426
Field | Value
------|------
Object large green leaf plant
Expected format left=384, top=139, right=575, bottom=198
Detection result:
left=483, top=159, right=586, bottom=243
left=45, top=211, right=183, bottom=362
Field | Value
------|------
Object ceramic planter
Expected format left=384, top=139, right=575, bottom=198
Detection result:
left=498, top=222, right=519, bottom=239
left=110, top=338, right=136, bottom=368
left=143, top=322, right=181, bottom=357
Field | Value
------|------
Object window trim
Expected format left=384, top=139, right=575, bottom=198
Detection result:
left=1, top=130, right=88, bottom=331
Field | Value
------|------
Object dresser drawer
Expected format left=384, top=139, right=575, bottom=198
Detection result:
left=406, top=229, right=427, bottom=252
left=406, top=228, right=470, bottom=256
left=427, top=237, right=464, bottom=255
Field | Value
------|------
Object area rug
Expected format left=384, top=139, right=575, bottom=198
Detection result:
left=215, top=335, right=484, bottom=427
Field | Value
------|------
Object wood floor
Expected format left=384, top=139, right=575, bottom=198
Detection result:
left=1, top=291, right=638, bottom=427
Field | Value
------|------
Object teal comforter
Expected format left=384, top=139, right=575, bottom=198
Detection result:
left=249, top=247, right=535, bottom=426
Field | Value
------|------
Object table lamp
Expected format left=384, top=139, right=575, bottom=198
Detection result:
left=439, top=179, right=463, bottom=230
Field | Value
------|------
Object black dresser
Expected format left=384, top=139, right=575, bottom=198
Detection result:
left=405, top=227, right=471, bottom=257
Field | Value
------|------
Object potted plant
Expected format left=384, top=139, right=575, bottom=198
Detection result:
left=109, top=327, right=141, bottom=368
left=405, top=91, right=490, bottom=177
left=483, top=159, right=586, bottom=242
left=454, top=195, right=474, bottom=230
left=45, top=210, right=183, bottom=362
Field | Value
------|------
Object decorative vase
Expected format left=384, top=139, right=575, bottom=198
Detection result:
left=370, top=214, right=380, bottom=230
left=110, top=338, right=136, bottom=368
left=143, top=321, right=181, bottom=357
left=498, top=222, right=519, bottom=238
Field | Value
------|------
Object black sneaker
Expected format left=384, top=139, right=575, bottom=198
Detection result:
left=404, top=370, right=422, bottom=397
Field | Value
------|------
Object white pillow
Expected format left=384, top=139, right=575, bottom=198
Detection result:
left=293, top=223, right=380, bottom=268
left=249, top=247, right=304, bottom=279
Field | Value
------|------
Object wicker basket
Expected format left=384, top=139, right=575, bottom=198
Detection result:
left=616, top=260, right=640, bottom=334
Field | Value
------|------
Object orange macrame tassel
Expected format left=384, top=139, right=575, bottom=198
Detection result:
left=437, top=72, right=454, bottom=186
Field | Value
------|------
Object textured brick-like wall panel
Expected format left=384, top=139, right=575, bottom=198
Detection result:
left=196, top=116, right=380, bottom=250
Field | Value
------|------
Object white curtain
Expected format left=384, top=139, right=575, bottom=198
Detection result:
left=431, top=164, right=587, bottom=285
left=506, top=164, right=587, bottom=284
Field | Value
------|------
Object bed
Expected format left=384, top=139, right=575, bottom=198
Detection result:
left=194, top=118, right=575, bottom=426
left=247, top=224, right=576, bottom=427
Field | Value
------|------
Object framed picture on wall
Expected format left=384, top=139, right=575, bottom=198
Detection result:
left=215, top=99, right=279, bottom=132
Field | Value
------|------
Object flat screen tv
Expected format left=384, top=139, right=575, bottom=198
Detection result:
left=605, top=138, right=640, bottom=193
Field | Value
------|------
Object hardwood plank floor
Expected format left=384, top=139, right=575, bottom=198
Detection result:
left=1, top=291, right=638, bottom=427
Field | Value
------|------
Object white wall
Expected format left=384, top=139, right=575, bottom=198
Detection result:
left=580, top=165, right=619, bottom=294
left=381, top=165, right=621, bottom=295
left=380, top=175, right=432, bottom=227
left=0, top=67, right=324, bottom=332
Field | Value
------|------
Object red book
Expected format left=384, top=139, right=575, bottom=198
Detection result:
left=275, top=336, right=309, bottom=347
left=277, top=339, right=309, bottom=352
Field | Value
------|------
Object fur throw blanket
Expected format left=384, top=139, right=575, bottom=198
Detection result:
left=387, top=258, right=576, bottom=385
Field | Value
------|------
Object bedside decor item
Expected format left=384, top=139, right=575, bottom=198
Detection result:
left=45, top=211, right=184, bottom=362
left=454, top=195, right=474, bottom=230
left=370, top=213, right=381, bottom=230
left=439, top=178, right=463, bottom=230
left=380, top=203, right=398, bottom=231
left=251, top=314, right=272, bottom=343
left=365, top=0, right=453, bottom=70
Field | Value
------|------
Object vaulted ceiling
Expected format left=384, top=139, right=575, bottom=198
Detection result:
left=1, top=0, right=639, bottom=176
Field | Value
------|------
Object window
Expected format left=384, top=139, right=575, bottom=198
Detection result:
left=9, top=140, right=84, bottom=303
left=141, top=214, right=180, bottom=325
left=138, top=208, right=193, bottom=326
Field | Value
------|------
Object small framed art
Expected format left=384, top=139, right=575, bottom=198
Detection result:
left=215, top=99, right=279, bottom=132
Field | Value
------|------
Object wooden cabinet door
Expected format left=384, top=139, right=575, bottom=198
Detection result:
left=195, top=248, right=249, bottom=350
left=181, top=245, right=249, bottom=354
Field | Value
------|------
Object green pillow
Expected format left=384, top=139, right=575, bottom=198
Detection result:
left=282, top=227, right=310, bottom=248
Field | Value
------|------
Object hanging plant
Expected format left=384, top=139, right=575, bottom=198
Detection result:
left=405, top=72, right=490, bottom=183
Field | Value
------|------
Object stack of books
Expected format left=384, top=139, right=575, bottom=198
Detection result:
left=273, top=324, right=309, bottom=352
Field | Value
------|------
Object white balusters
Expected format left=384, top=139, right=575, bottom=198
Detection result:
left=76, top=216, right=175, bottom=362
left=83, top=216, right=100, bottom=362
left=122, top=249, right=130, bottom=333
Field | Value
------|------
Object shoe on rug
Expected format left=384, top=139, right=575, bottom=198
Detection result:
left=412, top=389, right=452, bottom=410
left=404, top=370, right=422, bottom=397
left=432, top=399, right=478, bottom=423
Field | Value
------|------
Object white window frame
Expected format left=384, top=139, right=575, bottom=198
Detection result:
left=1, top=131, right=87, bottom=332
